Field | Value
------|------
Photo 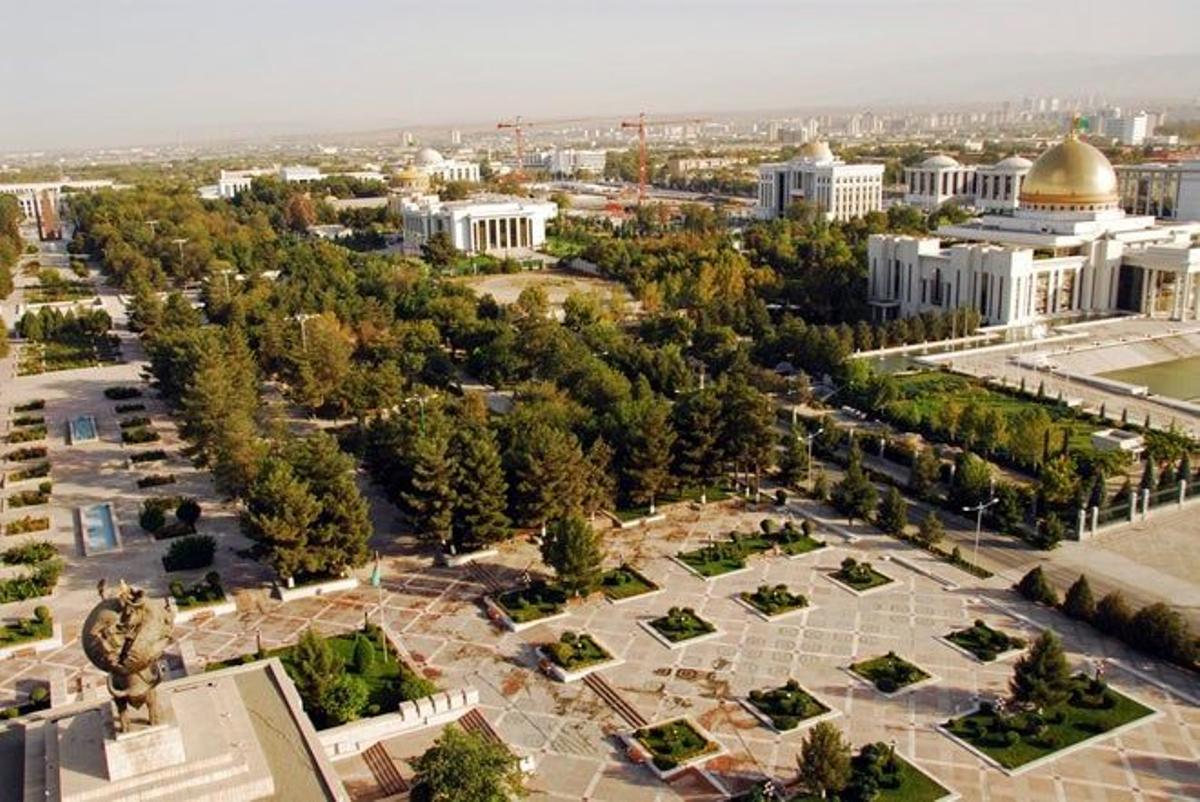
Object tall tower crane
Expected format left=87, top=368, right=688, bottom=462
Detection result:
left=497, top=116, right=592, bottom=180
left=619, top=113, right=706, bottom=204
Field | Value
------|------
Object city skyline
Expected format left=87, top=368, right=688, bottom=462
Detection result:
left=3, top=0, right=1199, bottom=151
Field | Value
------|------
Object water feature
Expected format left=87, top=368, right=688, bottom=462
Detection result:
left=1100, top=356, right=1200, bottom=403
left=79, top=503, right=120, bottom=554
left=68, top=415, right=98, bottom=444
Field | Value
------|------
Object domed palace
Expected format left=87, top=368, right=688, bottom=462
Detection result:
left=869, top=132, right=1200, bottom=326
left=399, top=145, right=480, bottom=184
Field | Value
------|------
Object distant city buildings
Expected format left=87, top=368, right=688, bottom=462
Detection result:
left=668, top=156, right=746, bottom=176
left=541, top=148, right=607, bottom=177
left=410, top=148, right=481, bottom=183
left=200, top=165, right=386, bottom=200
left=756, top=141, right=884, bottom=222
left=397, top=194, right=557, bottom=254
left=868, top=135, right=1200, bottom=327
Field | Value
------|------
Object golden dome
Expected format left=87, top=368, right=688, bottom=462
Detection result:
left=1018, top=135, right=1118, bottom=209
left=798, top=141, right=834, bottom=162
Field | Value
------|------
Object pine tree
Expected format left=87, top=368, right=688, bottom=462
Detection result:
left=1015, top=565, right=1058, bottom=606
left=778, top=428, right=810, bottom=488
left=1009, top=630, right=1072, bottom=710
left=1062, top=575, right=1096, bottom=621
left=291, top=628, right=343, bottom=712
left=876, top=486, right=908, bottom=536
left=402, top=429, right=455, bottom=544
left=796, top=721, right=851, bottom=799
left=617, top=388, right=675, bottom=507
left=832, top=441, right=877, bottom=525
left=1094, top=591, right=1133, bottom=637
left=287, top=432, right=371, bottom=574
left=672, top=388, right=722, bottom=487
left=508, top=423, right=587, bottom=527
left=450, top=419, right=510, bottom=548
left=582, top=437, right=617, bottom=516
left=241, top=456, right=321, bottom=581
left=915, top=510, right=944, bottom=546
left=909, top=447, right=940, bottom=500
left=540, top=515, right=604, bottom=597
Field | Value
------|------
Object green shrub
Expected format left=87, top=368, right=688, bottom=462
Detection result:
left=139, top=506, right=166, bottom=533
left=353, top=634, right=375, bottom=674
left=2, top=541, right=57, bottom=565
left=162, top=535, right=216, bottom=572
left=104, top=386, right=142, bottom=400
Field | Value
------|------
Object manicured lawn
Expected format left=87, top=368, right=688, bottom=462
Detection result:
left=778, top=532, right=826, bottom=557
left=494, top=582, right=568, bottom=624
left=648, top=607, right=716, bottom=643
left=0, top=614, right=53, bottom=647
left=675, top=542, right=747, bottom=577
left=600, top=564, right=659, bottom=601
left=789, top=742, right=949, bottom=802
left=944, top=675, right=1155, bottom=769
left=633, top=719, right=719, bottom=772
left=169, top=574, right=227, bottom=610
left=542, top=632, right=612, bottom=671
left=207, top=626, right=435, bottom=728
left=946, top=620, right=1026, bottom=662
left=830, top=558, right=893, bottom=592
left=740, top=584, right=808, bottom=617
left=850, top=652, right=931, bottom=694
left=747, top=680, right=829, bottom=731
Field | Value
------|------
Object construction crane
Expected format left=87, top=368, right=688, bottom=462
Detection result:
left=619, top=113, right=706, bottom=205
left=497, top=116, right=592, bottom=180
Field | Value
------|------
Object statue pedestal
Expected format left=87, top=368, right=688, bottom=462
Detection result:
left=104, top=706, right=186, bottom=781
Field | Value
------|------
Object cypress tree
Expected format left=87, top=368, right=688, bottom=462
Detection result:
left=1009, top=630, right=1072, bottom=709
left=450, top=418, right=510, bottom=548
left=1062, top=575, right=1096, bottom=621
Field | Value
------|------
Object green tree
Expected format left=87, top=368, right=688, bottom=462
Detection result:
left=403, top=429, right=456, bottom=544
left=719, top=379, right=777, bottom=480
left=671, top=388, right=723, bottom=487
left=241, top=456, right=321, bottom=581
left=582, top=437, right=617, bottom=516
left=1015, top=565, right=1058, bottom=606
left=508, top=423, right=587, bottom=527
left=832, top=441, right=876, bottom=525
left=1062, top=575, right=1096, bottom=621
left=1128, top=603, right=1197, bottom=666
left=450, top=413, right=510, bottom=549
left=909, top=447, right=940, bottom=500
left=615, top=387, right=676, bottom=506
left=1009, top=630, right=1072, bottom=710
left=319, top=675, right=369, bottom=725
left=796, top=721, right=851, bottom=799
left=951, top=451, right=992, bottom=507
left=778, top=428, right=810, bottom=488
left=290, top=628, right=343, bottom=712
left=413, top=727, right=525, bottom=802
left=1094, top=591, right=1133, bottom=638
left=292, top=312, right=355, bottom=413
left=284, top=432, right=372, bottom=575
left=420, top=231, right=458, bottom=270
left=915, top=510, right=944, bottom=547
left=540, top=515, right=604, bottom=596
left=876, top=486, right=908, bottom=536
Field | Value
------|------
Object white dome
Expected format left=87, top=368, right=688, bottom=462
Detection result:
left=921, top=154, right=960, bottom=168
left=414, top=148, right=444, bottom=166
left=994, top=155, right=1033, bottom=170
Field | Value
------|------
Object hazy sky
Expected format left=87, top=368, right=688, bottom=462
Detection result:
left=4, top=0, right=1198, bottom=151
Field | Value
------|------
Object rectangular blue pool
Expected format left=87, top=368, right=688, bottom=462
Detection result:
left=68, top=415, right=98, bottom=444
left=79, top=503, right=121, bottom=554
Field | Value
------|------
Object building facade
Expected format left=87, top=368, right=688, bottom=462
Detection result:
left=0, top=179, right=115, bottom=218
left=543, top=149, right=607, bottom=177
left=757, top=141, right=884, bottom=222
left=868, top=135, right=1200, bottom=326
left=1116, top=161, right=1200, bottom=222
left=412, top=148, right=480, bottom=183
left=903, top=155, right=1032, bottom=212
left=400, top=195, right=557, bottom=254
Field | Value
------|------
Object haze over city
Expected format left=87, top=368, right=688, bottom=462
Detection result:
left=4, top=0, right=1200, bottom=150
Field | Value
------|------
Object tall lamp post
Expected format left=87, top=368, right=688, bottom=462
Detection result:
left=962, top=493, right=999, bottom=567
left=801, top=426, right=824, bottom=487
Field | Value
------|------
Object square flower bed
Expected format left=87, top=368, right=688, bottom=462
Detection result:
left=827, top=557, right=894, bottom=594
left=644, top=606, right=717, bottom=647
left=943, top=620, right=1026, bottom=663
left=744, top=680, right=832, bottom=732
left=942, top=675, right=1155, bottom=772
left=490, top=581, right=569, bottom=628
left=738, top=584, right=809, bottom=619
left=674, top=541, right=748, bottom=578
left=600, top=564, right=660, bottom=602
left=629, top=718, right=722, bottom=776
left=849, top=652, right=932, bottom=695
left=539, top=631, right=621, bottom=681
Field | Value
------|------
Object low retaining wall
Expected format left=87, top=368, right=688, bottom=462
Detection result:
left=274, top=575, right=359, bottom=602
left=174, top=598, right=238, bottom=624
left=320, top=687, right=480, bottom=759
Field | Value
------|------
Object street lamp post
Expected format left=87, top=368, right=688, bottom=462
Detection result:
left=801, top=427, right=824, bottom=487
left=292, top=312, right=317, bottom=349
left=961, top=493, right=999, bottom=567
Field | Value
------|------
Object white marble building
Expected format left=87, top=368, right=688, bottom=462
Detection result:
left=0, top=179, right=115, bottom=218
left=411, top=148, right=480, bottom=184
left=904, top=155, right=1032, bottom=212
left=757, top=141, right=884, bottom=222
left=1116, top=160, right=1200, bottom=222
left=400, top=195, right=556, bottom=254
left=869, top=135, right=1200, bottom=326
